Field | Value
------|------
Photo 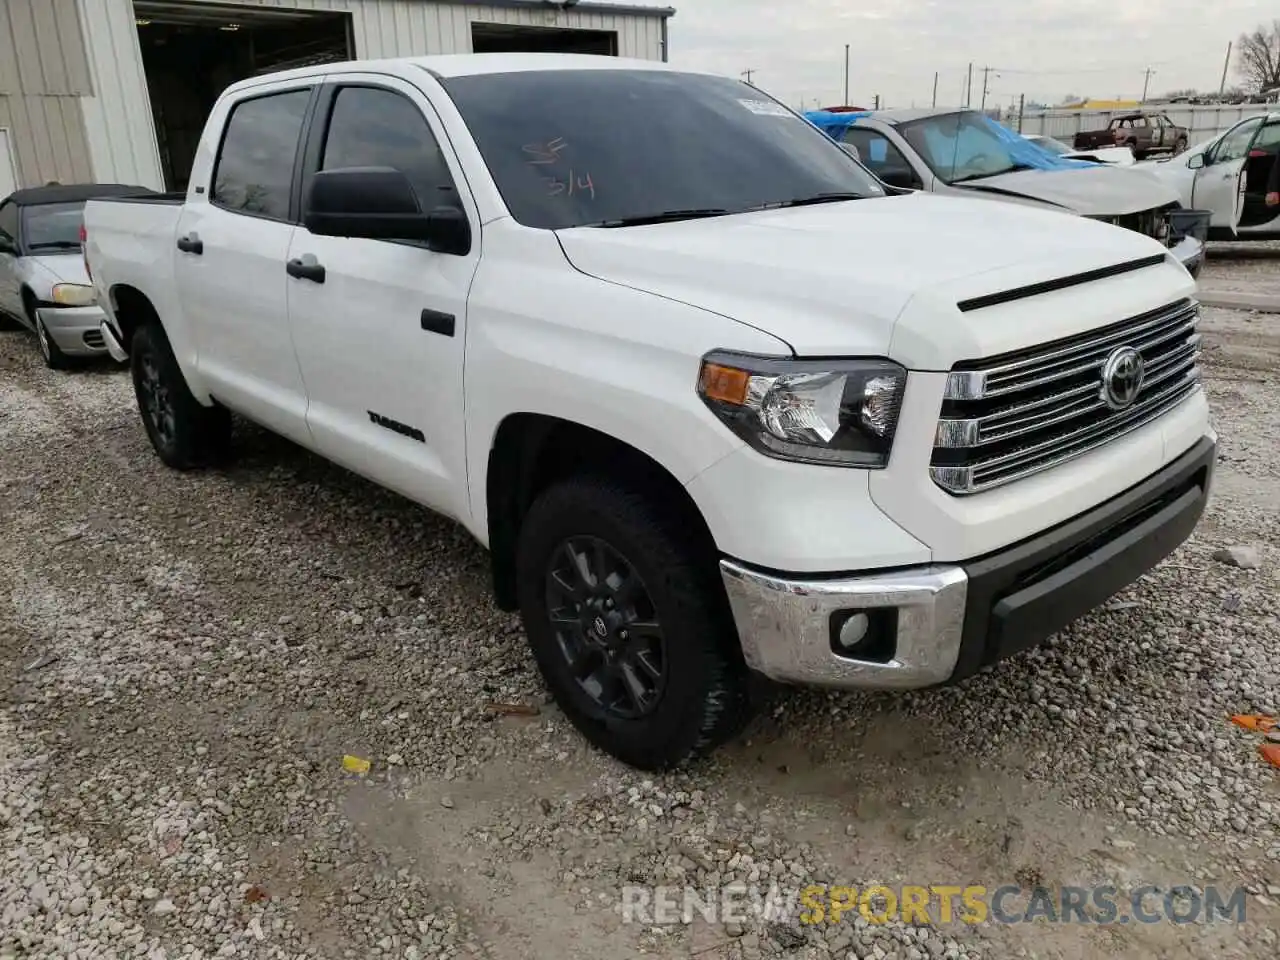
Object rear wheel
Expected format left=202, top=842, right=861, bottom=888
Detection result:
left=1173, top=137, right=1188, bottom=155
left=130, top=323, right=230, bottom=469
left=516, top=475, right=754, bottom=770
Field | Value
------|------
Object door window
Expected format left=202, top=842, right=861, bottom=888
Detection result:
left=319, top=86, right=460, bottom=213
left=211, top=89, right=312, bottom=221
left=1210, top=119, right=1263, bottom=164
left=1253, top=122, right=1280, bottom=152
left=841, top=129, right=919, bottom=187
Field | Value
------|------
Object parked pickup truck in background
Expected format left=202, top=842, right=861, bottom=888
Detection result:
left=808, top=107, right=1205, bottom=276
left=1073, top=112, right=1189, bottom=158
left=85, top=55, right=1216, bottom=770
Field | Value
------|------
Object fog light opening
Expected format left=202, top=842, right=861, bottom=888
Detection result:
left=830, top=608, right=897, bottom=664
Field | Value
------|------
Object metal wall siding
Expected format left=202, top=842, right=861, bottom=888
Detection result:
left=71, top=0, right=665, bottom=189
left=1, top=0, right=93, bottom=96
left=0, top=93, right=93, bottom=186
left=77, top=0, right=165, bottom=189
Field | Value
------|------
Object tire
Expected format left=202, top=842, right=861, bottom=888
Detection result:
left=1174, top=138, right=1188, bottom=156
left=33, top=312, right=72, bottom=370
left=516, top=475, right=755, bottom=770
left=130, top=322, right=231, bottom=470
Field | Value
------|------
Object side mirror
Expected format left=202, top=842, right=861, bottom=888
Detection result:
left=1188, top=152, right=1205, bottom=170
left=304, top=167, right=470, bottom=255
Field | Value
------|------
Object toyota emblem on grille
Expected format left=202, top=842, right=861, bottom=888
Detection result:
left=1100, top=346, right=1145, bottom=410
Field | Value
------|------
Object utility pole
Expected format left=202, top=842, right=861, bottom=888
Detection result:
left=1220, top=41, right=1233, bottom=95
left=1017, top=93, right=1025, bottom=133
left=965, top=62, right=973, bottom=106
left=980, top=66, right=993, bottom=111
left=844, top=44, right=850, bottom=105
left=873, top=93, right=881, bottom=110
left=742, top=68, right=756, bottom=85
left=932, top=71, right=938, bottom=107
left=1141, top=66, right=1155, bottom=102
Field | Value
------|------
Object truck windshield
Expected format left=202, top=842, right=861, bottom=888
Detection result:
left=22, top=201, right=86, bottom=252
left=898, top=111, right=1034, bottom=184
left=438, top=69, right=884, bottom=229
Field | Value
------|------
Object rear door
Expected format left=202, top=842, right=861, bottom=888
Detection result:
left=1191, top=116, right=1262, bottom=233
left=284, top=74, right=481, bottom=520
left=172, top=83, right=316, bottom=445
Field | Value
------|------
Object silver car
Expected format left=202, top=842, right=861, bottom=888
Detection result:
left=0, top=183, right=151, bottom=368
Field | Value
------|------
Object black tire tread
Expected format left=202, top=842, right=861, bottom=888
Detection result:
left=516, top=475, right=754, bottom=770
left=131, top=323, right=230, bottom=470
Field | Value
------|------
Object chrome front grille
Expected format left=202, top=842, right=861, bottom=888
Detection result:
left=931, top=298, right=1202, bottom=495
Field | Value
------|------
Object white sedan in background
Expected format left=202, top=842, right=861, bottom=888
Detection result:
left=1024, top=133, right=1137, bottom=166
left=0, top=182, right=151, bottom=368
left=1138, top=113, right=1280, bottom=240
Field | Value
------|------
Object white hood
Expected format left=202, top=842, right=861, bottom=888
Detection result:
left=950, top=164, right=1179, bottom=216
left=555, top=192, right=1182, bottom=361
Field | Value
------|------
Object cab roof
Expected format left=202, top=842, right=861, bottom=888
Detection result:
left=222, top=53, right=707, bottom=96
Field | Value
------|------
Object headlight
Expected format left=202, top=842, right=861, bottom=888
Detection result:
left=697, top=352, right=907, bottom=467
left=50, top=283, right=97, bottom=307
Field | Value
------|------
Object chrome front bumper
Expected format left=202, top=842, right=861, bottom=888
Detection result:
left=718, top=437, right=1215, bottom=693
left=720, top=561, right=969, bottom=690
left=35, top=306, right=109, bottom=357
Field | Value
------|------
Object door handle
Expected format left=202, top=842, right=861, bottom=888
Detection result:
left=420, top=309, right=456, bottom=337
left=176, top=235, right=203, bottom=255
left=286, top=258, right=325, bottom=284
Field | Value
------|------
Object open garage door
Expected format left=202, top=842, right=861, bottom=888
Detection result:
left=134, top=1, right=353, bottom=190
left=471, top=22, right=618, bottom=56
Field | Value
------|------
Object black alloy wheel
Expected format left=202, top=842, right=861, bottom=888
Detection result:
left=137, top=347, right=177, bottom=451
left=545, top=535, right=667, bottom=720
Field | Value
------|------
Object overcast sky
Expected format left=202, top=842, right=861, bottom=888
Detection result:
left=665, top=0, right=1275, bottom=110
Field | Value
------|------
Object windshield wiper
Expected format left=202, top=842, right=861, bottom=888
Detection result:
left=949, top=164, right=1035, bottom=184
left=585, top=208, right=731, bottom=228
left=27, top=240, right=82, bottom=250
left=754, top=192, right=864, bottom=210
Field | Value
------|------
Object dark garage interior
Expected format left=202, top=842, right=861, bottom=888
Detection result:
left=471, top=22, right=618, bottom=56
left=134, top=1, right=352, bottom=190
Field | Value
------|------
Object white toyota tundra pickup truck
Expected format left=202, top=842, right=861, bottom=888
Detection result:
left=84, top=54, right=1216, bottom=770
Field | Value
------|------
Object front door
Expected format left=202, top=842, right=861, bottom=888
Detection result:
left=1191, top=117, right=1261, bottom=233
left=285, top=76, right=481, bottom=521
left=173, top=85, right=315, bottom=445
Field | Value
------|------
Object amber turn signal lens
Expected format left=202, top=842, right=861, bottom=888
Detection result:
left=700, top=362, right=751, bottom=405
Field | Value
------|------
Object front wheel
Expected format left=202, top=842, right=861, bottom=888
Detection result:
left=34, top=314, right=71, bottom=370
left=516, top=476, right=754, bottom=770
left=130, top=323, right=230, bottom=469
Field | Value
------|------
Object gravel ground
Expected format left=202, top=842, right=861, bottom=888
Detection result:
left=1201, top=240, right=1280, bottom=297
left=1, top=301, right=1278, bottom=960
